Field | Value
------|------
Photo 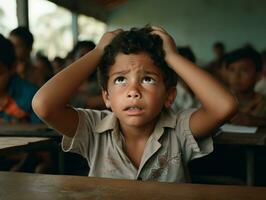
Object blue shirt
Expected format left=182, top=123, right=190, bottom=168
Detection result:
left=0, top=74, right=41, bottom=123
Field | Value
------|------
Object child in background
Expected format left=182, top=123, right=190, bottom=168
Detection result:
left=9, top=26, right=34, bottom=81
left=0, top=34, right=45, bottom=173
left=31, top=53, right=54, bottom=87
left=0, top=34, right=40, bottom=124
left=33, top=26, right=237, bottom=182
left=224, top=47, right=266, bottom=126
left=70, top=40, right=105, bottom=109
left=172, top=46, right=199, bottom=112
left=255, top=50, right=266, bottom=97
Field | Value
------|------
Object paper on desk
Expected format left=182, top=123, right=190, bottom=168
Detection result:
left=219, top=124, right=258, bottom=134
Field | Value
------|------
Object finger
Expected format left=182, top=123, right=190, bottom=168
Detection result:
left=111, top=28, right=123, bottom=34
left=151, top=25, right=166, bottom=32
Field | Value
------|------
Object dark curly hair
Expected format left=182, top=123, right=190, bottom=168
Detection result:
left=9, top=26, right=34, bottom=48
left=98, top=26, right=178, bottom=91
left=223, top=47, right=263, bottom=71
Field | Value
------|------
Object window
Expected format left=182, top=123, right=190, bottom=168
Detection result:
left=29, top=0, right=72, bottom=59
left=78, top=14, right=106, bottom=43
left=0, top=0, right=17, bottom=36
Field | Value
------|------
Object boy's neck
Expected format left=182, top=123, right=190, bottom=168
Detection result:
left=119, top=119, right=158, bottom=142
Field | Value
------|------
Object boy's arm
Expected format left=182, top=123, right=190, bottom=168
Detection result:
left=32, top=30, right=122, bottom=137
left=152, top=26, right=238, bottom=138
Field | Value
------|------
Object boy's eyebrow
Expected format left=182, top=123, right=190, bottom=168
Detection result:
left=143, top=70, right=160, bottom=77
left=109, top=70, right=130, bottom=77
left=109, top=69, right=160, bottom=78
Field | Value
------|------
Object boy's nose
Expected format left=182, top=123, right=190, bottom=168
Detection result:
left=127, top=90, right=141, bottom=99
left=127, top=85, right=141, bottom=99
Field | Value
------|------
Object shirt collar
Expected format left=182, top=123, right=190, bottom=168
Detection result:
left=94, top=108, right=177, bottom=138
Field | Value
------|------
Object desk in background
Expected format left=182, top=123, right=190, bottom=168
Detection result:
left=0, top=124, right=63, bottom=173
left=0, top=172, right=266, bottom=200
left=213, top=127, right=266, bottom=186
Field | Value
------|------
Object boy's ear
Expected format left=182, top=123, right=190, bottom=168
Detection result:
left=164, top=87, right=177, bottom=108
left=102, top=90, right=111, bottom=108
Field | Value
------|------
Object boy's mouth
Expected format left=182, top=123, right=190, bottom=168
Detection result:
left=124, top=106, right=143, bottom=111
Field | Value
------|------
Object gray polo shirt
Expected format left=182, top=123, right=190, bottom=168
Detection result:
left=62, top=108, right=213, bottom=182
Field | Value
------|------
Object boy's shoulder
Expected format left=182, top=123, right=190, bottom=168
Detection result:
left=75, top=108, right=114, bottom=132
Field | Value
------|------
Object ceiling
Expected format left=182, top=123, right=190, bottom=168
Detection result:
left=47, top=0, right=127, bottom=22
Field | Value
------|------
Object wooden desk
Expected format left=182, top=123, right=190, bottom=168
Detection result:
left=0, top=125, right=63, bottom=172
left=214, top=127, right=266, bottom=186
left=0, top=124, right=60, bottom=138
left=0, top=172, right=266, bottom=200
left=214, top=127, right=266, bottom=146
left=0, top=137, right=56, bottom=156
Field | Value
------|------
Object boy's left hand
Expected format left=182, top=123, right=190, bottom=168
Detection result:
left=151, top=26, right=178, bottom=63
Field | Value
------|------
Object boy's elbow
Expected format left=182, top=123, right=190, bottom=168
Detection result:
left=32, top=94, right=51, bottom=120
left=219, top=96, right=239, bottom=120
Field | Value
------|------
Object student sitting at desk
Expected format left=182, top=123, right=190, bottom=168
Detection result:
left=0, top=34, right=40, bottom=124
left=33, top=26, right=237, bottom=182
left=224, top=47, right=266, bottom=126
left=0, top=34, right=55, bottom=174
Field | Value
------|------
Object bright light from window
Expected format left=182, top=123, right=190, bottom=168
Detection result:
left=0, top=0, right=17, bottom=36
left=29, top=0, right=72, bottom=59
left=78, top=14, right=106, bottom=43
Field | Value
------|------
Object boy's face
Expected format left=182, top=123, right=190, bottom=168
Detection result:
left=102, top=53, right=176, bottom=129
left=0, top=63, right=11, bottom=94
left=9, top=35, right=31, bottom=61
left=227, top=58, right=258, bottom=94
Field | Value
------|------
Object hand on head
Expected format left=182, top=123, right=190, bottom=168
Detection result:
left=151, top=26, right=178, bottom=62
left=96, top=29, right=123, bottom=53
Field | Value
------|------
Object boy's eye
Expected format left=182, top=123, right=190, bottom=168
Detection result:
left=114, top=76, right=126, bottom=84
left=142, top=76, right=155, bottom=84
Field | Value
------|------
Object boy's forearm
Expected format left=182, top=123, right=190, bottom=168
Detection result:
left=167, top=53, right=237, bottom=118
left=33, top=48, right=103, bottom=112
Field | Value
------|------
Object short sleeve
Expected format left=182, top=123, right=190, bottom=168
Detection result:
left=175, top=109, right=213, bottom=164
left=61, top=108, right=102, bottom=160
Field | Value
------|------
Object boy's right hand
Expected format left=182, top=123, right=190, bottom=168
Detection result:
left=96, top=29, right=123, bottom=53
left=151, top=26, right=178, bottom=64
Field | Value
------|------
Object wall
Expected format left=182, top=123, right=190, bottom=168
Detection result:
left=108, top=0, right=266, bottom=65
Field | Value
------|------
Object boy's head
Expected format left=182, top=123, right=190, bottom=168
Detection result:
left=98, top=26, right=178, bottom=91
left=0, top=34, right=16, bottom=92
left=223, top=47, right=262, bottom=94
left=9, top=26, right=34, bottom=61
left=98, top=27, right=178, bottom=128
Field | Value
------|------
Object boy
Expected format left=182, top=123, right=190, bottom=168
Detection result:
left=0, top=34, right=40, bottom=123
left=224, top=47, right=266, bottom=126
left=32, top=26, right=237, bottom=182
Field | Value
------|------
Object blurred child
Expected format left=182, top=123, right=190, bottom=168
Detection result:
left=52, top=56, right=65, bottom=74
left=172, top=46, right=199, bottom=111
left=71, top=40, right=105, bottom=109
left=31, top=53, right=54, bottom=87
left=0, top=34, right=46, bottom=173
left=224, top=47, right=266, bottom=126
left=9, top=26, right=34, bottom=81
left=33, top=26, right=237, bottom=182
left=0, top=34, right=40, bottom=123
left=255, top=50, right=266, bottom=97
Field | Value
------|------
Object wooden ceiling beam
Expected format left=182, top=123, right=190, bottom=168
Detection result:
left=47, top=0, right=109, bottom=22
